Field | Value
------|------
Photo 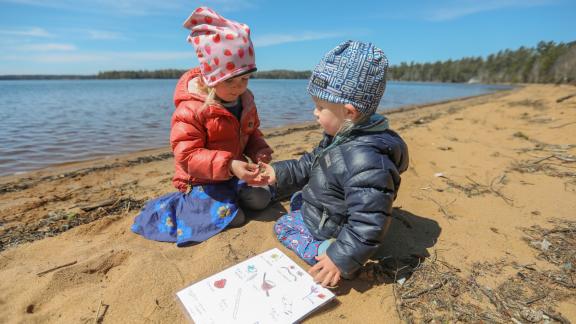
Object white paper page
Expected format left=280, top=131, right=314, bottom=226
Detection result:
left=176, top=248, right=336, bottom=324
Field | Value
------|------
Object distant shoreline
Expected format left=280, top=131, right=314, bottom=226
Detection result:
left=0, top=69, right=312, bottom=81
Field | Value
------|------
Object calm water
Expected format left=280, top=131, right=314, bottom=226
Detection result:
left=0, top=79, right=511, bottom=176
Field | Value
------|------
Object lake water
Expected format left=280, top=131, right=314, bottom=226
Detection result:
left=0, top=79, right=511, bottom=176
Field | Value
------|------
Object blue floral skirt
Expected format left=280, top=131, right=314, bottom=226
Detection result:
left=131, top=179, right=244, bottom=246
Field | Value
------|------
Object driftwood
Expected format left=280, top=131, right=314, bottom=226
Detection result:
left=36, top=261, right=77, bottom=276
left=556, top=93, right=576, bottom=103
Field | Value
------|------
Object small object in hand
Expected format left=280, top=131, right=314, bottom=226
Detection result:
left=258, top=162, right=267, bottom=175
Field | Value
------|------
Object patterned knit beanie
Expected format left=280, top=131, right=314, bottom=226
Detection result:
left=183, top=7, right=256, bottom=87
left=307, top=40, right=388, bottom=116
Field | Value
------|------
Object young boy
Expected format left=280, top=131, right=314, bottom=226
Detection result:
left=261, top=40, right=409, bottom=287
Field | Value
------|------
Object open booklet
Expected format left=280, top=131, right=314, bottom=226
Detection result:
left=176, top=248, right=336, bottom=323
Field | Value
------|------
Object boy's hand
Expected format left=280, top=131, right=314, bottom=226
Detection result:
left=255, top=148, right=273, bottom=164
left=308, top=254, right=341, bottom=288
left=256, top=162, right=276, bottom=185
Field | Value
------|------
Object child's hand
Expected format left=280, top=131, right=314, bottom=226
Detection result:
left=230, top=160, right=259, bottom=181
left=257, top=162, right=276, bottom=185
left=230, top=160, right=270, bottom=186
left=308, top=254, right=341, bottom=288
left=255, top=148, right=273, bottom=164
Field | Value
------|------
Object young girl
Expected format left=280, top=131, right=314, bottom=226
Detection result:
left=261, top=41, right=409, bottom=287
left=131, top=7, right=273, bottom=245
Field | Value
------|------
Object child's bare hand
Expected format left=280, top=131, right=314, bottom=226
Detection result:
left=308, top=254, right=341, bottom=288
left=255, top=148, right=273, bottom=164
left=257, top=162, right=276, bottom=185
left=229, top=160, right=259, bottom=181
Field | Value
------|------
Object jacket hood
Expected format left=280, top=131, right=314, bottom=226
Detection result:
left=343, top=114, right=408, bottom=174
left=173, top=67, right=207, bottom=108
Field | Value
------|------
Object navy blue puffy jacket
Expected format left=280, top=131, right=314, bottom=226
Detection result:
left=272, top=117, right=409, bottom=276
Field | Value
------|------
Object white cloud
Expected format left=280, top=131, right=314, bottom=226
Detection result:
left=253, top=31, right=346, bottom=47
left=427, top=0, right=556, bottom=21
left=14, top=43, right=77, bottom=51
left=0, top=27, right=53, bottom=37
left=0, top=51, right=191, bottom=63
left=87, top=30, right=124, bottom=40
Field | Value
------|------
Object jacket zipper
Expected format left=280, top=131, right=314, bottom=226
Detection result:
left=319, top=209, right=329, bottom=230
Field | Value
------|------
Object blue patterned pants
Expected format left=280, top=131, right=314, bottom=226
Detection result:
left=273, top=192, right=322, bottom=265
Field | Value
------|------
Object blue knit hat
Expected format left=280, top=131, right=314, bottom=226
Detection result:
left=307, top=40, right=389, bottom=116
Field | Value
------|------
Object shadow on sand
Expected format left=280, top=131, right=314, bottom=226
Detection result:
left=331, top=207, right=442, bottom=296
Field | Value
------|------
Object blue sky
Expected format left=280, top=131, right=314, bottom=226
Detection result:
left=0, top=0, right=574, bottom=75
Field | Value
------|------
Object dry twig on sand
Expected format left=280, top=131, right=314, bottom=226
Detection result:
left=439, top=174, right=514, bottom=205
left=550, top=121, right=576, bottom=129
left=556, top=93, right=576, bottom=103
left=93, top=300, right=109, bottom=324
left=36, top=260, right=77, bottom=276
left=426, top=196, right=456, bottom=219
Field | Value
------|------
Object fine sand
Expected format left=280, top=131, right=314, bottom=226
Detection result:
left=1, top=84, right=575, bottom=323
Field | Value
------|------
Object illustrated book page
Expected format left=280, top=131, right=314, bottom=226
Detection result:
left=176, top=248, right=336, bottom=324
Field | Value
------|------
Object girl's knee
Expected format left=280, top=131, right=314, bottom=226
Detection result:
left=238, top=186, right=271, bottom=210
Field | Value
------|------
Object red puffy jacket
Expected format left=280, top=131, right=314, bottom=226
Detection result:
left=170, top=68, right=272, bottom=192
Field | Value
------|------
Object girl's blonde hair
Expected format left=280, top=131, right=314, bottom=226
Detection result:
left=196, top=76, right=218, bottom=110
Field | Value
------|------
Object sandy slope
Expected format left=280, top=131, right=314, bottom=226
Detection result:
left=0, top=84, right=575, bottom=323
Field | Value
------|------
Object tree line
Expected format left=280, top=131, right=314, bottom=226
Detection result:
left=1, top=41, right=574, bottom=84
left=389, top=41, right=575, bottom=84
left=94, top=69, right=312, bottom=80
left=74, top=40, right=576, bottom=84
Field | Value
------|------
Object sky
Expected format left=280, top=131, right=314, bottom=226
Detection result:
left=0, top=0, right=574, bottom=75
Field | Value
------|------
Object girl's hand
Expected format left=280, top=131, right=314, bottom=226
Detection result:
left=308, top=254, right=341, bottom=288
left=230, top=160, right=270, bottom=186
left=255, top=148, right=273, bottom=164
left=230, top=160, right=259, bottom=181
left=257, top=162, right=276, bottom=185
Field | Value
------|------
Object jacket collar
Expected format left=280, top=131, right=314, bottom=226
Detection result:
left=351, top=114, right=389, bottom=133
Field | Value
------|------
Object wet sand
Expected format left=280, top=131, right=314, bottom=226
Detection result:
left=0, top=84, right=575, bottom=323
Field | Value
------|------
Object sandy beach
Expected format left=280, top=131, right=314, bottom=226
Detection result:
left=1, top=84, right=575, bottom=323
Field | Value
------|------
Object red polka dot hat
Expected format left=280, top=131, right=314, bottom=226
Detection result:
left=183, top=6, right=256, bottom=87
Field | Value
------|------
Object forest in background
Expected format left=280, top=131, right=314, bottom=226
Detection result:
left=390, top=41, right=575, bottom=83
left=2, top=41, right=574, bottom=84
